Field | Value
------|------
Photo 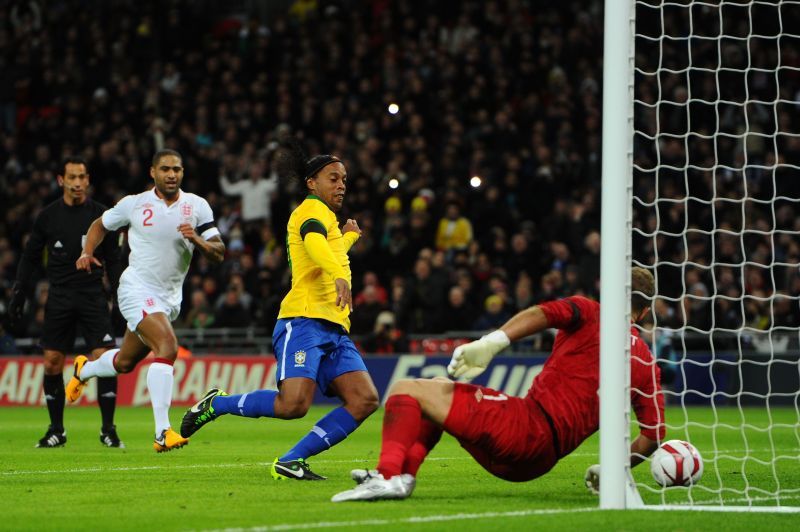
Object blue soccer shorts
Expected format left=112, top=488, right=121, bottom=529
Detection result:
left=272, top=317, right=367, bottom=396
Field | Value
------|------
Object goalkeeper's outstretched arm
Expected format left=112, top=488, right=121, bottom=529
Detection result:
left=447, top=305, right=549, bottom=380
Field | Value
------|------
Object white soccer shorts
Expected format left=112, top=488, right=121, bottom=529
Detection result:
left=117, top=279, right=180, bottom=332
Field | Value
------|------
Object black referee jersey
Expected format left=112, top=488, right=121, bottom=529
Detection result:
left=15, top=198, right=121, bottom=294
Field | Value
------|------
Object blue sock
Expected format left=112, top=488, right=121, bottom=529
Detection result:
left=280, top=406, right=358, bottom=461
left=212, top=390, right=277, bottom=418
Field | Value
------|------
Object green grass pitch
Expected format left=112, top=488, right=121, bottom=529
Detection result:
left=1, top=405, right=798, bottom=531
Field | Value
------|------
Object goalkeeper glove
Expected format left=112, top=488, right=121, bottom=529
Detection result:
left=584, top=464, right=600, bottom=495
left=447, top=330, right=510, bottom=381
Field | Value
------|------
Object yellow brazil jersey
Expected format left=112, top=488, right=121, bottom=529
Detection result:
left=278, top=195, right=358, bottom=331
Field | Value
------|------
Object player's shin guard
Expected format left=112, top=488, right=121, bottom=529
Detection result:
left=43, top=374, right=65, bottom=431
left=377, top=395, right=422, bottom=479
left=81, top=349, right=120, bottom=380
left=147, top=359, right=174, bottom=436
left=403, top=418, right=443, bottom=476
left=280, top=406, right=358, bottom=462
left=97, top=377, right=117, bottom=430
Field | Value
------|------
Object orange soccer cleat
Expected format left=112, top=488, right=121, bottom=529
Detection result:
left=153, top=428, right=189, bottom=453
left=65, top=355, right=89, bottom=403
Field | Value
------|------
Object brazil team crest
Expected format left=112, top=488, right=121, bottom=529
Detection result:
left=294, top=350, right=306, bottom=366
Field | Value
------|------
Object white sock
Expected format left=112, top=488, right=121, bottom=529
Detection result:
left=80, top=349, right=120, bottom=380
left=147, top=362, right=174, bottom=437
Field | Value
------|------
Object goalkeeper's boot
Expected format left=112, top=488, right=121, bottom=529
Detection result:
left=181, top=388, right=227, bottom=438
left=100, top=425, right=125, bottom=448
left=154, top=428, right=189, bottom=453
left=271, top=458, right=327, bottom=480
left=351, top=469, right=416, bottom=495
left=331, top=473, right=410, bottom=502
left=65, top=355, right=89, bottom=403
left=36, top=426, right=67, bottom=448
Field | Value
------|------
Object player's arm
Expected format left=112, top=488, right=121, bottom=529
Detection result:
left=301, top=219, right=351, bottom=310
left=9, top=213, right=48, bottom=325
left=181, top=199, right=225, bottom=263
left=184, top=232, right=225, bottom=263
left=341, top=218, right=361, bottom=252
left=76, top=217, right=108, bottom=272
left=447, top=304, right=551, bottom=380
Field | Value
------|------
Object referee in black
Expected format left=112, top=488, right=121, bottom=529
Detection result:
left=9, top=157, right=125, bottom=448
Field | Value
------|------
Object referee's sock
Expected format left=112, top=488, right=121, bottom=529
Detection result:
left=97, top=377, right=117, bottom=430
left=81, top=349, right=120, bottom=379
left=43, top=374, right=65, bottom=431
left=279, top=406, right=358, bottom=462
left=212, top=390, right=277, bottom=417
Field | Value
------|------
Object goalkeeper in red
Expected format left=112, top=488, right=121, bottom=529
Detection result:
left=332, top=267, right=664, bottom=501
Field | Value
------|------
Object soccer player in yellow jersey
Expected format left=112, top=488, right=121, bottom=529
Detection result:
left=181, top=145, right=379, bottom=480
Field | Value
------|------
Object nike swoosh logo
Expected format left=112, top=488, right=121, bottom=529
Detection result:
left=190, top=403, right=203, bottom=413
left=277, top=464, right=304, bottom=478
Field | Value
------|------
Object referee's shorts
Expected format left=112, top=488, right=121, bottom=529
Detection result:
left=41, top=285, right=116, bottom=353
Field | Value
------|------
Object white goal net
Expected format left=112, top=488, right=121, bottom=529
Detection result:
left=627, top=0, right=800, bottom=509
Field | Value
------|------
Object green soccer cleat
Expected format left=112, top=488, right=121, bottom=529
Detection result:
left=181, top=388, right=227, bottom=438
left=271, top=458, right=327, bottom=481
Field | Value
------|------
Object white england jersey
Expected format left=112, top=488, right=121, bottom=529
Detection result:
left=102, top=188, right=220, bottom=308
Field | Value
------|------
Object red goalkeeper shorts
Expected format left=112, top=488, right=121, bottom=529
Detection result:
left=443, top=382, right=559, bottom=482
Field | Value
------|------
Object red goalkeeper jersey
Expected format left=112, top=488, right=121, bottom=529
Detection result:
left=530, top=296, right=665, bottom=457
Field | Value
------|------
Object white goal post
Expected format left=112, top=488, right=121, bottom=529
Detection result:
left=600, top=0, right=800, bottom=511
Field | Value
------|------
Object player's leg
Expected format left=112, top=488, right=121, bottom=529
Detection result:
left=375, top=378, right=453, bottom=478
left=277, top=331, right=378, bottom=462
left=66, top=328, right=150, bottom=400
left=183, top=317, right=323, bottom=432
left=331, top=378, right=452, bottom=501
left=181, top=319, right=322, bottom=437
left=66, top=284, right=154, bottom=400
left=130, top=312, right=189, bottom=451
left=277, top=369, right=378, bottom=464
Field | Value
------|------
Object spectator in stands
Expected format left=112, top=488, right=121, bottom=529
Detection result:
left=473, top=294, right=512, bottom=332
left=362, top=311, right=409, bottom=355
left=404, top=258, right=448, bottom=333
left=435, top=200, right=473, bottom=256
left=185, top=290, right=215, bottom=330
left=354, top=271, right=388, bottom=307
left=445, top=286, right=477, bottom=332
left=349, top=285, right=385, bottom=336
left=214, top=288, right=251, bottom=328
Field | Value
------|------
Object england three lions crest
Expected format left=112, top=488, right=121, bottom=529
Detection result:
left=181, top=203, right=193, bottom=220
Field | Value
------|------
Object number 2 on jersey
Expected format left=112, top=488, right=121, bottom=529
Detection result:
left=143, top=208, right=154, bottom=226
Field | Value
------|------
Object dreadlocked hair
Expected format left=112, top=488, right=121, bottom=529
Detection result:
left=275, top=137, right=308, bottom=186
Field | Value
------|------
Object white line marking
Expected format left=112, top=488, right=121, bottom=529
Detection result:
left=199, top=507, right=601, bottom=532
left=0, top=456, right=468, bottom=476
left=3, top=447, right=798, bottom=476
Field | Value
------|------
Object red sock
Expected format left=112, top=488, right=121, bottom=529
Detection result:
left=376, top=394, right=421, bottom=478
left=402, top=418, right=443, bottom=476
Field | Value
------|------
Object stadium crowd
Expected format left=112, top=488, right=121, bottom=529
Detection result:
left=1, top=0, right=798, bottom=353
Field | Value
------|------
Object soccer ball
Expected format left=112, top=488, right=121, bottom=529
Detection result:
left=650, top=439, right=703, bottom=487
